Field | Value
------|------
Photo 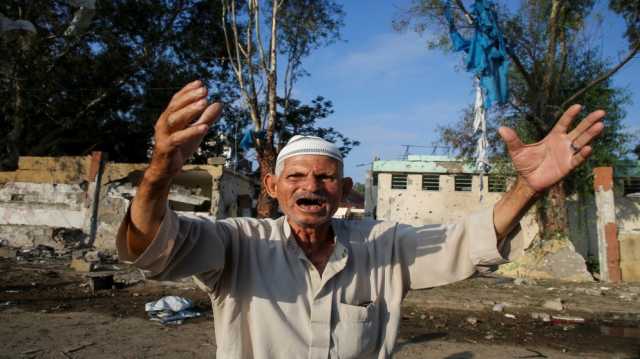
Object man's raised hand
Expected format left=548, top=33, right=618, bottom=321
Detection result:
left=498, top=104, right=605, bottom=193
left=147, top=80, right=223, bottom=182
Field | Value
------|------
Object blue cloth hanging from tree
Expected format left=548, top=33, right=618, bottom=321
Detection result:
left=444, top=0, right=509, bottom=108
left=239, top=128, right=266, bottom=150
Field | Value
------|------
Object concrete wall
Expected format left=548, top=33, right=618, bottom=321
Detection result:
left=567, top=195, right=598, bottom=258
left=0, top=157, right=92, bottom=249
left=375, top=172, right=539, bottom=250
left=615, top=196, right=640, bottom=282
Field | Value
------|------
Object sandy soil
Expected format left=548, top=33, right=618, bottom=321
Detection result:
left=1, top=257, right=639, bottom=358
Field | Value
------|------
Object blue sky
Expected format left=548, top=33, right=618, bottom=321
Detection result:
left=293, top=0, right=640, bottom=183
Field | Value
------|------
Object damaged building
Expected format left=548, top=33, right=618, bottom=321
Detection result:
left=367, top=155, right=640, bottom=282
left=0, top=153, right=257, bottom=255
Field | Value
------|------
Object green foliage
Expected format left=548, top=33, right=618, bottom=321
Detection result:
left=0, top=0, right=236, bottom=169
left=398, top=0, right=637, bottom=199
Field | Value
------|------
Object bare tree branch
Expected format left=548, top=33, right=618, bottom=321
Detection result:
left=453, top=0, right=474, bottom=25
left=556, top=42, right=640, bottom=117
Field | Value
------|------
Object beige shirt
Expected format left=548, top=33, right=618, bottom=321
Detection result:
left=117, top=207, right=523, bottom=359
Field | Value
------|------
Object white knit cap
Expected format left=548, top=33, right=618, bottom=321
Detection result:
left=275, top=135, right=342, bottom=175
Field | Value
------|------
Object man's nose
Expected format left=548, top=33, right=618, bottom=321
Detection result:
left=301, top=176, right=321, bottom=192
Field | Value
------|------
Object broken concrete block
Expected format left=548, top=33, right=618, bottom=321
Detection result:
left=70, top=258, right=93, bottom=272
left=497, top=238, right=594, bottom=282
left=575, top=287, right=603, bottom=296
left=87, top=272, right=114, bottom=292
left=542, top=298, right=564, bottom=311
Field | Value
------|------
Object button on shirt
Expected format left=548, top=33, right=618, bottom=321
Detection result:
left=116, top=207, right=524, bottom=358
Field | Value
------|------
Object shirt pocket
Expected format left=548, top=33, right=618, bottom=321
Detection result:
left=333, top=301, right=379, bottom=358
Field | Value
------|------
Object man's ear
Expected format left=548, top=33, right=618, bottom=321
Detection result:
left=264, top=173, right=278, bottom=199
left=341, top=177, right=353, bottom=197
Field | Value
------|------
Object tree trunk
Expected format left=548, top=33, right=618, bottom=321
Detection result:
left=3, top=78, right=23, bottom=170
left=256, top=145, right=278, bottom=218
left=538, top=181, right=569, bottom=239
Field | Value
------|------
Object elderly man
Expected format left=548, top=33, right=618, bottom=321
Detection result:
left=117, top=80, right=605, bottom=358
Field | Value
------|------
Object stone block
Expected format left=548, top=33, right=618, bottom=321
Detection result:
left=70, top=258, right=93, bottom=272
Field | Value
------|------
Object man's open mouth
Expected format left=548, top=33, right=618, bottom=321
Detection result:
left=295, top=196, right=326, bottom=212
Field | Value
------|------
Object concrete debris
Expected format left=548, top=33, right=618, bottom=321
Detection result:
left=70, top=257, right=93, bottom=272
left=513, top=277, right=535, bottom=286
left=18, top=245, right=56, bottom=259
left=0, top=246, right=17, bottom=258
left=531, top=312, right=551, bottom=322
left=84, top=250, right=104, bottom=263
left=497, top=238, right=594, bottom=282
left=619, top=292, right=638, bottom=301
left=575, top=287, right=604, bottom=296
left=492, top=303, right=506, bottom=312
left=87, top=272, right=114, bottom=292
left=542, top=298, right=564, bottom=311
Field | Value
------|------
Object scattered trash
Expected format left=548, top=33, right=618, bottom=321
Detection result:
left=466, top=316, right=478, bottom=325
left=531, top=312, right=551, bottom=322
left=504, top=313, right=516, bottom=319
left=0, top=301, right=13, bottom=307
left=542, top=298, right=564, bottom=311
left=145, top=296, right=202, bottom=325
left=492, top=303, right=506, bottom=312
left=419, top=314, right=426, bottom=320
left=551, top=315, right=585, bottom=324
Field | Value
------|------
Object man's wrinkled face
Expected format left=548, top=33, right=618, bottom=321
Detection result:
left=265, top=155, right=351, bottom=229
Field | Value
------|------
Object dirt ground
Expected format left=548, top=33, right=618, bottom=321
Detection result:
left=1, top=257, right=639, bottom=359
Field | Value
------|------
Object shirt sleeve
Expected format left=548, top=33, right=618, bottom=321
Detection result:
left=397, top=206, right=525, bottom=290
left=115, top=205, right=236, bottom=284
